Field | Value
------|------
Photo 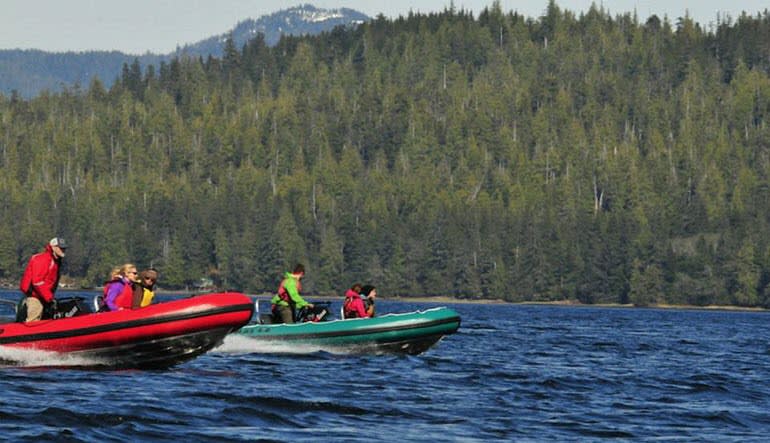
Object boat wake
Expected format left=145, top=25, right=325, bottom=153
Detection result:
left=215, top=334, right=386, bottom=355
left=215, top=334, right=398, bottom=356
left=215, top=334, right=329, bottom=355
left=0, top=345, right=106, bottom=368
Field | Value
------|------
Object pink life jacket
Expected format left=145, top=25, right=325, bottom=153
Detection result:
left=343, top=289, right=369, bottom=318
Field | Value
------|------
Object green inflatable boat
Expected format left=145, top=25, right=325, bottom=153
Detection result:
left=237, top=302, right=461, bottom=355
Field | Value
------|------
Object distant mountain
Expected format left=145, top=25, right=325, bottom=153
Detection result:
left=177, top=4, right=369, bottom=58
left=0, top=4, right=369, bottom=98
left=0, top=50, right=165, bottom=98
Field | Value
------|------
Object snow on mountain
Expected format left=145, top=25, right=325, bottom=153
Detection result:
left=177, top=4, right=370, bottom=57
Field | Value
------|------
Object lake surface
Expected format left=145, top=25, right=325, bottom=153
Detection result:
left=1, top=290, right=770, bottom=441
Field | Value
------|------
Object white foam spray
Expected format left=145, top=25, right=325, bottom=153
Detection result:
left=0, top=345, right=106, bottom=368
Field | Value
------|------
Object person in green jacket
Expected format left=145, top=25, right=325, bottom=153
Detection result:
left=270, top=264, right=312, bottom=323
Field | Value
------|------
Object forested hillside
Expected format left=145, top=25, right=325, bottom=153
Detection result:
left=0, top=5, right=367, bottom=98
left=2, top=1, right=770, bottom=306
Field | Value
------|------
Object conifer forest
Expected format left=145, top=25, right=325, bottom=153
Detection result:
left=2, top=2, right=770, bottom=306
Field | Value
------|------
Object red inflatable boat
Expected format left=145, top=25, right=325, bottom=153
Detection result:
left=0, top=292, right=254, bottom=369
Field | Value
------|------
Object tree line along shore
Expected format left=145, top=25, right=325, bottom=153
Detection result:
left=2, top=2, right=770, bottom=308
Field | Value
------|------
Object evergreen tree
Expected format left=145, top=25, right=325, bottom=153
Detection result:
left=1, top=5, right=770, bottom=305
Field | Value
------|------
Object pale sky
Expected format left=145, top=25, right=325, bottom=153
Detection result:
left=1, top=0, right=767, bottom=54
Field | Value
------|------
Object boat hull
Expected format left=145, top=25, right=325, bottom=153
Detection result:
left=0, top=292, right=254, bottom=369
left=237, top=307, right=461, bottom=355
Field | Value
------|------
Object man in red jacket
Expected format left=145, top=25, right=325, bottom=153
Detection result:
left=19, top=237, right=68, bottom=322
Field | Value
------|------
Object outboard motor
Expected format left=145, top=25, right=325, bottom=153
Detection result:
left=11, top=296, right=92, bottom=322
left=51, top=296, right=93, bottom=319
left=297, top=302, right=330, bottom=323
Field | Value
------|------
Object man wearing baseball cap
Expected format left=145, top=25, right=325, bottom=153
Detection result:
left=19, top=237, right=68, bottom=322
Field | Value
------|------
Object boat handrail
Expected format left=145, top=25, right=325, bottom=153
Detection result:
left=93, top=295, right=104, bottom=313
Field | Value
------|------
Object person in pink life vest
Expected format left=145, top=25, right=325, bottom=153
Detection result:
left=343, top=283, right=376, bottom=319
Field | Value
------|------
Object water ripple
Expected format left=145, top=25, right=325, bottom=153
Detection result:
left=2, top=299, right=770, bottom=441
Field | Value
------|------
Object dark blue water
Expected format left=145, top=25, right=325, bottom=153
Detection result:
left=1, top=291, right=770, bottom=441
